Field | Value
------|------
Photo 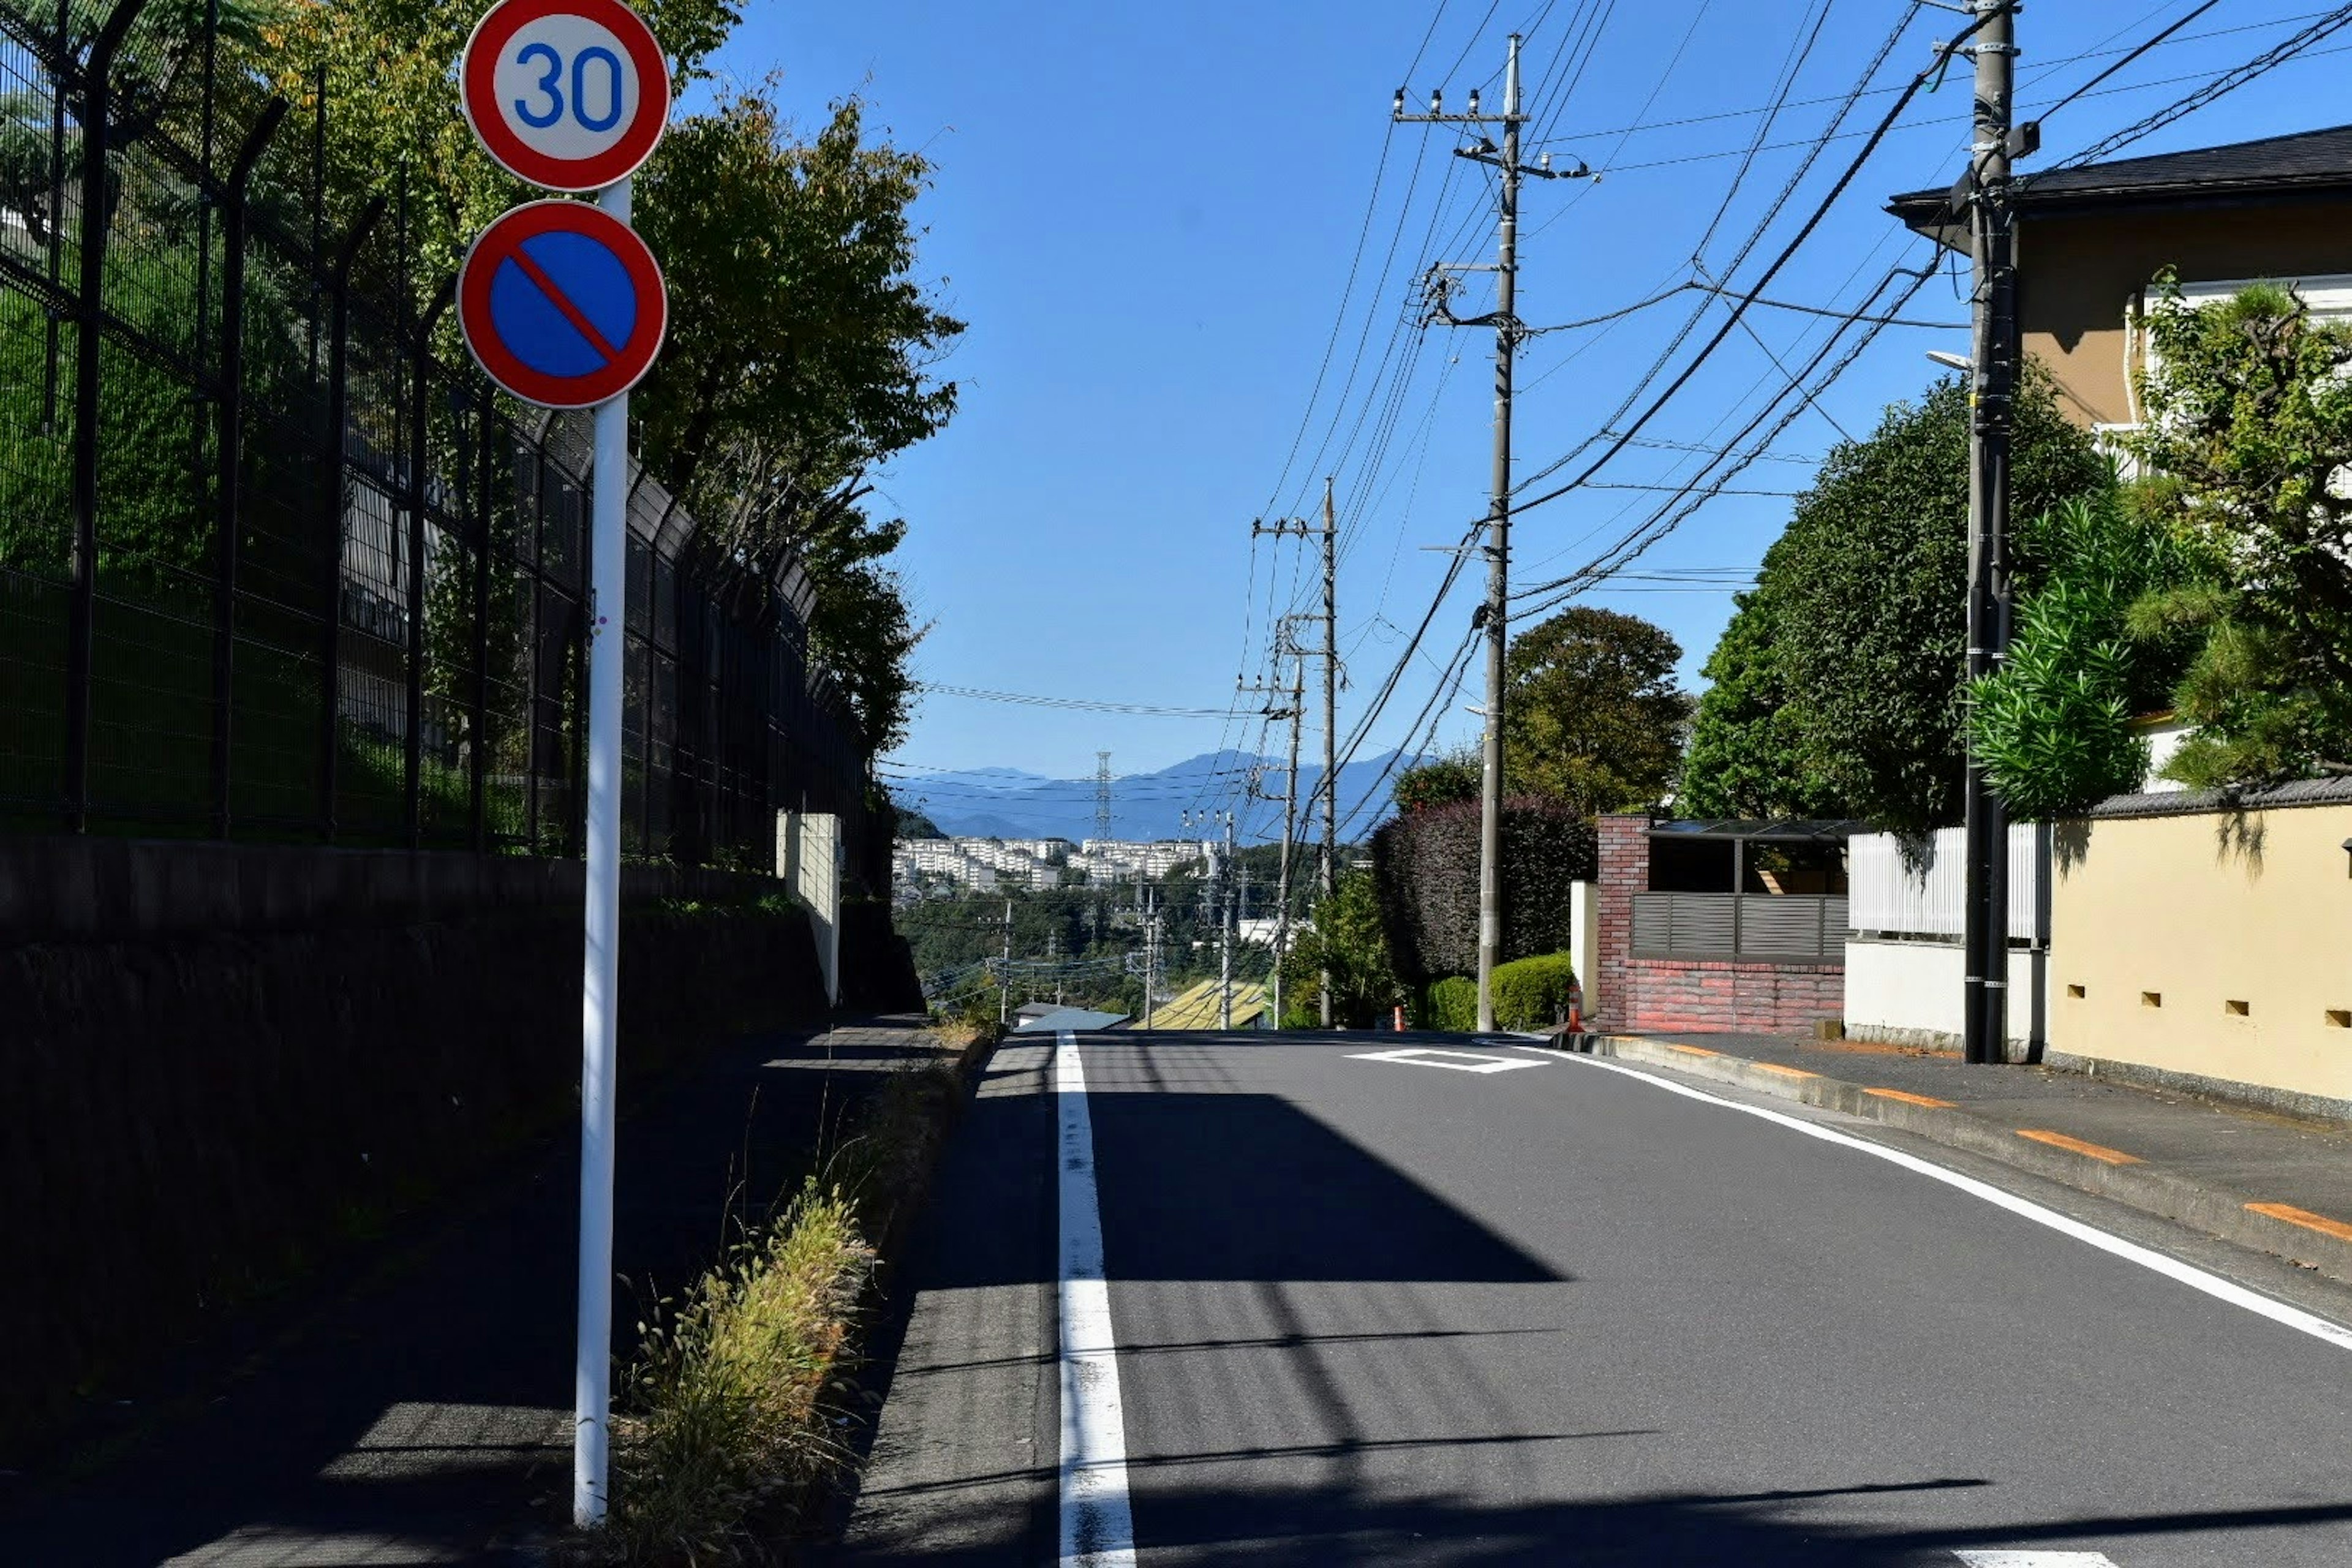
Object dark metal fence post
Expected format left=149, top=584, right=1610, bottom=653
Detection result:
left=62, top=0, right=152, bottom=832
left=404, top=277, right=454, bottom=849
left=209, top=98, right=287, bottom=839
left=469, top=396, right=491, bottom=851
left=315, top=194, right=385, bottom=842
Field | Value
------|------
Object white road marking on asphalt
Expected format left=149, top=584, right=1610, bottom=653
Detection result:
left=1571, top=1054, right=2352, bottom=1354
left=1954, top=1553, right=2122, bottom=1566
left=1346, top=1047, right=1549, bottom=1074
left=1055, top=1031, right=1137, bottom=1567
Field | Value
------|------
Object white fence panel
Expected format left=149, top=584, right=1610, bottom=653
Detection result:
left=1847, top=825, right=2046, bottom=941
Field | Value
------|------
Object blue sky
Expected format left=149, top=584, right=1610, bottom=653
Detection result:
left=711, top=2, right=2350, bottom=832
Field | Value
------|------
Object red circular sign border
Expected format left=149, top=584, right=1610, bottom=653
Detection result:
left=461, top=0, right=670, bottom=193
left=459, top=199, right=668, bottom=409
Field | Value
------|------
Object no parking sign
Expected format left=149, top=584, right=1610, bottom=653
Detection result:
left=458, top=200, right=666, bottom=409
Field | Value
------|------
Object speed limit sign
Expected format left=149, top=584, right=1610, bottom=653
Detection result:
left=461, top=0, right=670, bottom=192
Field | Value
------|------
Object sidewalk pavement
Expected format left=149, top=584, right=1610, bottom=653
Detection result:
left=1574, top=1029, right=2352, bottom=1287
left=0, top=1014, right=944, bottom=1567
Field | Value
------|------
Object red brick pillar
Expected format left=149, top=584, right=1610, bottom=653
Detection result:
left=1593, top=814, right=1650, bottom=1033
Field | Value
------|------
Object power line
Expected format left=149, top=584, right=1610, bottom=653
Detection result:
left=2031, top=0, right=2221, bottom=124
left=1503, top=5, right=2003, bottom=525
left=918, top=683, right=1250, bottom=718
left=2039, top=4, right=2352, bottom=172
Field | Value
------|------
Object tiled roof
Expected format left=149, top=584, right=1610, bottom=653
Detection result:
left=1889, top=124, right=2352, bottom=226
left=2086, top=775, right=2352, bottom=821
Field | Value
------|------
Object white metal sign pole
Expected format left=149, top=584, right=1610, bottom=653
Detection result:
left=574, top=169, right=632, bottom=1530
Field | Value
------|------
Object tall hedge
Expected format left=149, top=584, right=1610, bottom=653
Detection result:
left=1371, top=795, right=1596, bottom=983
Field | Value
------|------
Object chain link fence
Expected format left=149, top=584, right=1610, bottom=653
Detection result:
left=0, top=0, right=869, bottom=870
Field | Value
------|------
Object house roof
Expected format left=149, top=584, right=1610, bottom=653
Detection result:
left=1888, top=124, right=2352, bottom=241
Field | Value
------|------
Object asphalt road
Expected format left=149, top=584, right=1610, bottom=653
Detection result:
left=837, top=1030, right=2352, bottom=1567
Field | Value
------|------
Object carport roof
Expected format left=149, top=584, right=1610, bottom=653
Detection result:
left=1647, top=818, right=1872, bottom=843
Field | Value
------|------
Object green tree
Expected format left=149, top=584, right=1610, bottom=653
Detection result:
left=1502, top=606, right=1687, bottom=816
left=257, top=2, right=954, bottom=752
left=1678, top=367, right=2111, bottom=831
left=1968, top=492, right=2214, bottom=818
left=2123, top=279, right=2352, bottom=787
left=1392, top=747, right=1479, bottom=814
left=1278, top=869, right=1400, bottom=1028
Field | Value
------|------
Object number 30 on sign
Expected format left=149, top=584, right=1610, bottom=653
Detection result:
left=461, top=0, right=670, bottom=192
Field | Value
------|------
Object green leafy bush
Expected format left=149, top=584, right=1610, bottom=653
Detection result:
left=1491, top=952, right=1578, bottom=1031
left=1371, top=795, right=1594, bottom=982
left=1421, top=976, right=1477, bottom=1031
left=1678, top=366, right=2110, bottom=831
left=1969, top=493, right=2210, bottom=819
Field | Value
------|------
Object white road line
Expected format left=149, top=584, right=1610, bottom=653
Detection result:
left=1055, top=1030, right=1137, bottom=1567
left=1955, top=1553, right=2122, bottom=1566
left=1570, top=1054, right=2352, bottom=1354
left=1346, top=1047, right=1550, bottom=1074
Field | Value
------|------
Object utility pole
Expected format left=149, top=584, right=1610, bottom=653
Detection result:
left=1252, top=503, right=1338, bottom=1027
left=1093, top=749, right=1114, bottom=949
left=1400, top=37, right=1588, bottom=1034
left=1142, top=886, right=1158, bottom=1031
left=1219, top=810, right=1237, bottom=1030
left=998, top=895, right=1013, bottom=1028
left=1245, top=639, right=1306, bottom=1031
left=1319, top=478, right=1338, bottom=1029
left=1961, top=0, right=2018, bottom=1067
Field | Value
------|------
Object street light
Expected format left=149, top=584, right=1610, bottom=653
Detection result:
left=1926, top=349, right=1973, bottom=373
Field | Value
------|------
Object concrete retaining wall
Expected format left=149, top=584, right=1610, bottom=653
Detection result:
left=1844, top=937, right=2046, bottom=1056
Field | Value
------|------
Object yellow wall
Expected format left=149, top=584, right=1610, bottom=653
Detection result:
left=2051, top=803, right=2352, bottom=1100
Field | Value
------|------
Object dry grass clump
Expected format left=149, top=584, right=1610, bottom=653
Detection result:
left=582, top=1046, right=984, bottom=1562
left=592, top=1182, right=874, bottom=1564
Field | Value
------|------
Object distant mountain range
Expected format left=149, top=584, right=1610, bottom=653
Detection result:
left=889, top=748, right=1411, bottom=845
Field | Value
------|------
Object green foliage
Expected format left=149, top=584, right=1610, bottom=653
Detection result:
left=257, top=5, right=956, bottom=754
left=1278, top=869, right=1400, bottom=1028
left=1969, top=492, right=2214, bottom=819
left=1370, top=796, right=1594, bottom=983
left=2121, top=278, right=2352, bottom=786
left=1679, top=368, right=2111, bottom=830
left=1502, top=606, right=1688, bottom=816
left=892, top=799, right=944, bottom=839
left=1392, top=747, right=1479, bottom=814
left=1490, top=952, right=1578, bottom=1031
left=1420, top=976, right=1478, bottom=1031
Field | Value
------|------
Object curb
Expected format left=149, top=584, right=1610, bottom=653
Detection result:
left=1568, top=1033, right=2352, bottom=1288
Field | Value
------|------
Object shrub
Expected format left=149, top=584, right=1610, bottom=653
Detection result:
left=605, top=1182, right=875, bottom=1562
left=1422, top=975, right=1477, bottom=1031
left=1371, top=796, right=1595, bottom=982
left=1490, top=952, right=1578, bottom=1031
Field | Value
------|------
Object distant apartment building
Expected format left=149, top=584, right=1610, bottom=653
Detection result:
left=892, top=836, right=1211, bottom=899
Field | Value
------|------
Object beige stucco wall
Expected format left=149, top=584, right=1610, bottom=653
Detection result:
left=2050, top=802, right=2352, bottom=1100
left=2018, top=203, right=2352, bottom=429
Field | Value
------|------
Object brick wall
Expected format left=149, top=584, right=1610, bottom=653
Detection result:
left=1619, top=959, right=1845, bottom=1034
left=1592, top=811, right=1844, bottom=1036
left=1594, top=814, right=1648, bottom=1032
